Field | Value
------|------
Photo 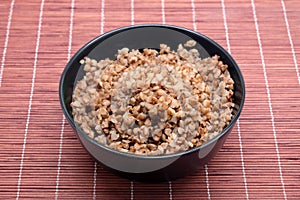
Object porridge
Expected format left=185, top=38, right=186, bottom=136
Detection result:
left=71, top=40, right=234, bottom=155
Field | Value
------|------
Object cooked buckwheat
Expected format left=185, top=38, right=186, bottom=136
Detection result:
left=71, top=40, right=234, bottom=155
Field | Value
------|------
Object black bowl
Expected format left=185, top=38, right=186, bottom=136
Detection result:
left=59, top=24, right=245, bottom=182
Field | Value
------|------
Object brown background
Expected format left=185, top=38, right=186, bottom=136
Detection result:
left=0, top=0, right=299, bottom=199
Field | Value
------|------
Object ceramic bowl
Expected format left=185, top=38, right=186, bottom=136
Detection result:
left=59, top=24, right=245, bottom=182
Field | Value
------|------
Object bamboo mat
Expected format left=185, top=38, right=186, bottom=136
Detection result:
left=0, top=0, right=299, bottom=199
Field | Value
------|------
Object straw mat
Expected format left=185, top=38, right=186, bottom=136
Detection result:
left=0, top=0, right=299, bottom=199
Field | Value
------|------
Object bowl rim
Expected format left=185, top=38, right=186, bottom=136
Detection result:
left=59, top=24, right=246, bottom=160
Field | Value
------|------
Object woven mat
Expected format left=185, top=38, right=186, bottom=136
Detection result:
left=1, top=0, right=300, bottom=199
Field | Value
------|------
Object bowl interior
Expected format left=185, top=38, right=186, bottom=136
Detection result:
left=60, top=24, right=245, bottom=158
left=74, top=26, right=211, bottom=84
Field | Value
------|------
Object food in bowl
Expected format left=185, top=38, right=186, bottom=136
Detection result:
left=71, top=40, right=234, bottom=156
left=60, top=24, right=245, bottom=181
